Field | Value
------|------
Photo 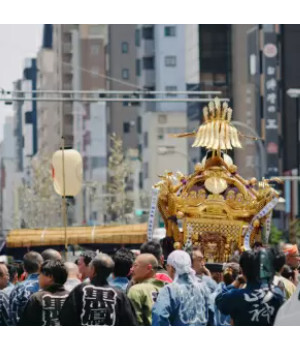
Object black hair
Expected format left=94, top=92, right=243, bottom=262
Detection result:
left=40, top=260, right=68, bottom=285
left=113, top=248, right=134, bottom=277
left=240, top=248, right=276, bottom=284
left=79, top=251, right=96, bottom=266
left=23, top=251, right=43, bottom=274
left=41, top=249, right=62, bottom=262
left=239, top=250, right=260, bottom=283
left=140, top=240, right=162, bottom=262
left=281, top=264, right=294, bottom=281
left=7, top=264, right=18, bottom=283
left=91, top=253, right=114, bottom=283
left=16, top=264, right=24, bottom=279
left=160, top=236, right=174, bottom=261
left=273, top=248, right=286, bottom=273
left=253, top=242, right=263, bottom=249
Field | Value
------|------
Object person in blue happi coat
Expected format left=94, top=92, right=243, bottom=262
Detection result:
left=9, top=251, right=43, bottom=325
left=152, top=250, right=213, bottom=326
left=215, top=249, right=284, bottom=326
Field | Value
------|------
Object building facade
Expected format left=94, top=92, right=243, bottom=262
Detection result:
left=136, top=24, right=188, bottom=192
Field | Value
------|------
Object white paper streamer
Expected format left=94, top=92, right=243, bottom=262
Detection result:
left=265, top=211, right=273, bottom=244
left=147, top=187, right=160, bottom=241
left=244, top=197, right=279, bottom=250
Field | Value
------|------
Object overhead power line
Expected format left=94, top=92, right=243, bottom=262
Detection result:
left=0, top=90, right=229, bottom=103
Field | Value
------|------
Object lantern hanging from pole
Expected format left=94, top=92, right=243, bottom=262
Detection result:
left=51, top=148, right=83, bottom=197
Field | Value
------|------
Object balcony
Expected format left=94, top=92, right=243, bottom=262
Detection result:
left=63, top=102, right=73, bottom=115
left=63, top=64, right=73, bottom=75
left=63, top=82, right=73, bottom=91
left=63, top=42, right=72, bottom=53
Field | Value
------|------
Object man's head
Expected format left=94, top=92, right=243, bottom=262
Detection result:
left=131, top=253, right=158, bottom=283
left=281, top=264, right=294, bottom=281
left=273, top=248, right=286, bottom=273
left=41, top=249, right=62, bottom=262
left=16, top=263, right=25, bottom=282
left=166, top=250, right=192, bottom=280
left=0, top=263, right=9, bottom=290
left=223, top=262, right=240, bottom=285
left=39, top=260, right=68, bottom=289
left=23, top=251, right=43, bottom=275
left=253, top=241, right=263, bottom=252
left=113, top=248, right=134, bottom=278
left=239, top=250, right=260, bottom=283
left=7, top=264, right=18, bottom=285
left=89, top=253, right=114, bottom=283
left=77, top=251, right=95, bottom=280
left=140, top=240, right=164, bottom=267
left=283, top=244, right=300, bottom=269
left=191, top=249, right=205, bottom=275
left=64, top=262, right=81, bottom=280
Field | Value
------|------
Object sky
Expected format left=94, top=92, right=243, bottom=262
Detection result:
left=0, top=24, right=43, bottom=141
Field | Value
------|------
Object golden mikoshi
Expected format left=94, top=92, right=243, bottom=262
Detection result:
left=155, top=97, right=280, bottom=263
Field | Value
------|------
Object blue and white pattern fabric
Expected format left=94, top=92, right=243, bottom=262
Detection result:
left=197, top=274, right=218, bottom=293
left=211, top=282, right=231, bottom=326
left=9, top=273, right=40, bottom=325
left=152, top=250, right=212, bottom=326
left=152, top=273, right=212, bottom=326
left=3, top=282, right=15, bottom=297
left=0, top=290, right=9, bottom=326
left=108, top=276, right=129, bottom=292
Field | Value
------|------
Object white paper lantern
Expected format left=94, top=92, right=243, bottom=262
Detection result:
left=52, top=149, right=83, bottom=197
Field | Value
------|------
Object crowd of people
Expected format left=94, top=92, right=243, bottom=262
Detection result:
left=0, top=240, right=299, bottom=326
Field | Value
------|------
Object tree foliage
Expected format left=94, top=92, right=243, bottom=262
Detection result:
left=18, top=155, right=61, bottom=228
left=269, top=224, right=283, bottom=245
left=104, top=133, right=134, bottom=223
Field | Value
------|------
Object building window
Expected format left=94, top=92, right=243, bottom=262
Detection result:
left=158, top=114, right=167, bottom=124
left=136, top=59, right=141, bottom=76
left=142, top=26, right=154, bottom=39
left=165, top=56, right=177, bottom=67
left=157, top=127, right=164, bottom=140
left=143, top=57, right=154, bottom=70
left=143, top=162, right=149, bottom=179
left=137, top=116, right=142, bottom=134
left=165, top=85, right=177, bottom=96
left=122, top=95, right=129, bottom=106
left=135, top=29, right=141, bottom=47
left=122, top=68, right=129, bottom=80
left=164, top=26, right=176, bottom=37
left=138, top=144, right=142, bottom=160
left=123, top=122, right=130, bottom=133
left=139, top=171, right=143, bottom=189
left=143, top=86, right=155, bottom=98
left=144, top=132, right=148, bottom=147
left=122, top=42, right=129, bottom=53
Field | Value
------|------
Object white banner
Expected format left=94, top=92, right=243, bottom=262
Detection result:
left=265, top=212, right=272, bottom=243
left=147, top=187, right=160, bottom=241
left=244, top=196, right=279, bottom=250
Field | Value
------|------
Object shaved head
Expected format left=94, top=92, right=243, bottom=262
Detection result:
left=131, top=253, right=158, bottom=283
left=136, top=253, right=158, bottom=269
left=41, top=249, right=62, bottom=262
left=90, top=253, right=115, bottom=283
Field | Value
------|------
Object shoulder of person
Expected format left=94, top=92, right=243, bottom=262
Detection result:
left=29, top=290, right=44, bottom=300
left=0, top=290, right=8, bottom=302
